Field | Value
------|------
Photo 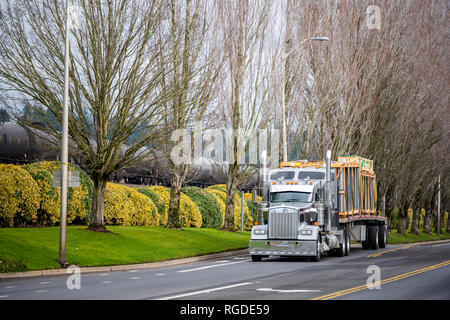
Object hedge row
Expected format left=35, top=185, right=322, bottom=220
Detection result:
left=0, top=162, right=92, bottom=226
left=0, top=162, right=259, bottom=230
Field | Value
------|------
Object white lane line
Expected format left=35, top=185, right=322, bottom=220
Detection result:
left=0, top=295, right=10, bottom=298
left=130, top=277, right=141, bottom=280
left=178, top=259, right=250, bottom=273
left=4, top=286, right=15, bottom=289
left=40, top=281, right=51, bottom=284
left=257, top=288, right=321, bottom=293
left=102, top=281, right=112, bottom=284
left=157, top=282, right=254, bottom=300
left=35, top=290, right=48, bottom=293
left=432, top=243, right=450, bottom=247
left=128, top=270, right=137, bottom=273
left=215, top=260, right=230, bottom=263
left=233, top=257, right=247, bottom=260
left=100, top=273, right=110, bottom=276
left=155, top=273, right=166, bottom=276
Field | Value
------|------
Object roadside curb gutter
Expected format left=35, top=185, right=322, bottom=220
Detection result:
left=0, top=249, right=249, bottom=280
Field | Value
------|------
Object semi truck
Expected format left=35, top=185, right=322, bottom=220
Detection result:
left=249, top=150, right=387, bottom=262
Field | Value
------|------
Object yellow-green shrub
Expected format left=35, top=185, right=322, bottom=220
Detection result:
left=147, top=186, right=170, bottom=225
left=137, top=187, right=166, bottom=226
left=208, top=184, right=227, bottom=193
left=104, top=183, right=158, bottom=226
left=22, top=161, right=93, bottom=225
left=147, top=186, right=202, bottom=227
left=419, top=208, right=426, bottom=229
left=244, top=192, right=262, bottom=203
left=0, top=164, right=40, bottom=226
left=407, top=208, right=413, bottom=231
left=206, top=189, right=226, bottom=226
left=205, top=187, right=253, bottom=230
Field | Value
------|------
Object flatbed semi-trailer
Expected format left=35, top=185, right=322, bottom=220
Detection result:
left=249, top=150, right=386, bottom=262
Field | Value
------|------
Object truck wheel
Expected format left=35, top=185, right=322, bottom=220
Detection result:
left=336, top=235, right=345, bottom=257
left=311, top=238, right=321, bottom=262
left=251, top=255, right=262, bottom=262
left=344, top=230, right=350, bottom=256
left=369, top=226, right=379, bottom=250
left=378, top=224, right=387, bottom=248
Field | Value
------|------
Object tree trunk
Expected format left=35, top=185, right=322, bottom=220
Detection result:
left=410, top=202, right=420, bottom=234
left=224, top=169, right=238, bottom=231
left=397, top=216, right=406, bottom=235
left=385, top=190, right=394, bottom=239
left=88, top=178, right=107, bottom=231
left=424, top=206, right=433, bottom=234
left=397, top=201, right=408, bottom=235
left=167, top=176, right=183, bottom=229
left=447, top=211, right=450, bottom=233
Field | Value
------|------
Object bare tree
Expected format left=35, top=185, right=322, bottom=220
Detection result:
left=156, top=0, right=221, bottom=228
left=0, top=0, right=167, bottom=230
left=215, top=0, right=276, bottom=230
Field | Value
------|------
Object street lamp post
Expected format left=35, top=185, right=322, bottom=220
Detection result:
left=59, top=0, right=71, bottom=268
left=281, top=36, right=329, bottom=162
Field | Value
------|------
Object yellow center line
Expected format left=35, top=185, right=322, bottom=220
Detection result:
left=311, top=260, right=450, bottom=300
left=367, top=245, right=411, bottom=258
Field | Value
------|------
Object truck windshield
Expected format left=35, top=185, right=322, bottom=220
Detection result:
left=270, top=191, right=313, bottom=203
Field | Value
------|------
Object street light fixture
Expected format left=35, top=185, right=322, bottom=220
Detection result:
left=281, top=36, right=329, bottom=163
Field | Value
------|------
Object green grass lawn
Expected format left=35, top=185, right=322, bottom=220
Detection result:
left=0, top=226, right=250, bottom=272
left=388, top=229, right=450, bottom=244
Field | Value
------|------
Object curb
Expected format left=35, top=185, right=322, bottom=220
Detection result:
left=0, top=248, right=249, bottom=280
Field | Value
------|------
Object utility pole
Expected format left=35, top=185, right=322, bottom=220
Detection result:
left=437, top=175, right=440, bottom=235
left=59, top=0, right=71, bottom=268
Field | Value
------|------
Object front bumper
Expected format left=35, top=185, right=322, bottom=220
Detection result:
left=249, top=239, right=317, bottom=257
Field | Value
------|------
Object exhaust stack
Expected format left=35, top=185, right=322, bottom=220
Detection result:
left=325, top=150, right=333, bottom=231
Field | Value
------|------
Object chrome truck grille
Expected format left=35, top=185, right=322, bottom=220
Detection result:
left=268, top=208, right=298, bottom=239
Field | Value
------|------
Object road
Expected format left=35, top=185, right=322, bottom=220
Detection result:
left=0, top=241, right=449, bottom=300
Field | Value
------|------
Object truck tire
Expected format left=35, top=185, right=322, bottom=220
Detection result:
left=311, top=238, right=321, bottom=262
left=251, top=255, right=262, bottom=262
left=378, top=224, right=387, bottom=248
left=344, top=230, right=350, bottom=256
left=369, top=226, right=379, bottom=250
left=336, top=235, right=345, bottom=257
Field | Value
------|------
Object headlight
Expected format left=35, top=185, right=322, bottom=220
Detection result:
left=300, top=230, right=313, bottom=235
left=254, top=229, right=266, bottom=235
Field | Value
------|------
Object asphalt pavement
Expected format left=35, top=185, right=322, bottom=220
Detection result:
left=0, top=240, right=449, bottom=300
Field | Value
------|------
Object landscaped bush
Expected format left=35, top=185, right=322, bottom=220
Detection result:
left=246, top=200, right=258, bottom=224
left=208, top=184, right=227, bottom=193
left=244, top=192, right=262, bottom=203
left=0, top=164, right=40, bottom=226
left=146, top=186, right=202, bottom=227
left=181, top=186, right=222, bottom=228
left=137, top=187, right=166, bottom=226
left=205, top=186, right=253, bottom=230
left=22, top=161, right=93, bottom=225
left=104, top=183, right=159, bottom=226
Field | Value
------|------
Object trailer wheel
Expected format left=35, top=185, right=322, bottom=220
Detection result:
left=251, top=255, right=262, bottom=262
left=378, top=224, right=386, bottom=248
left=369, top=226, right=379, bottom=250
